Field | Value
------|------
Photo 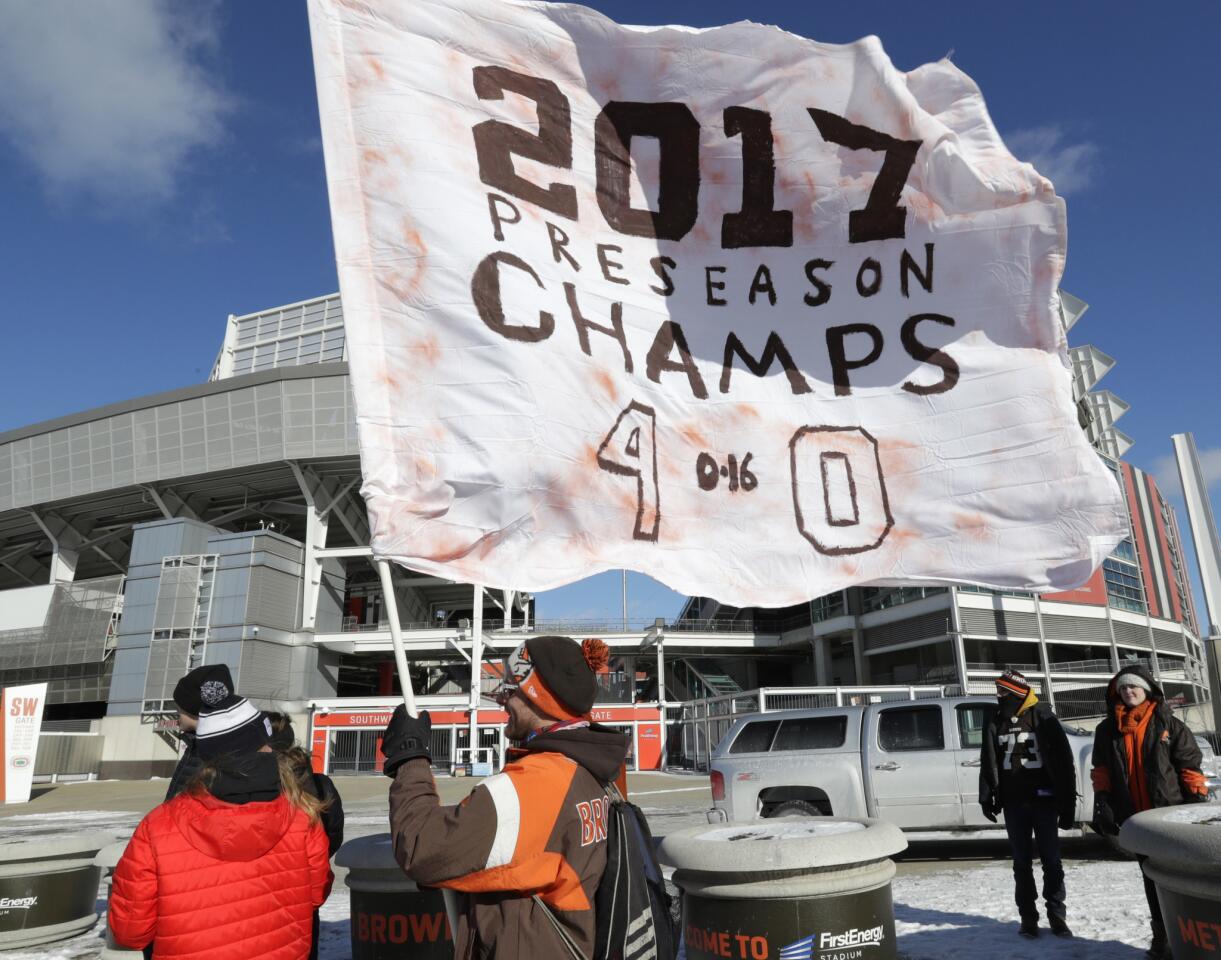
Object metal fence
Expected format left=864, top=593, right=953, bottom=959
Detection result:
left=34, top=733, right=103, bottom=781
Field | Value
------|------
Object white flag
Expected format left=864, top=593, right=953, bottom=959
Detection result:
left=307, top=0, right=1127, bottom=606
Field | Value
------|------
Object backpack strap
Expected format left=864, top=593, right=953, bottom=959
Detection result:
left=532, top=895, right=589, bottom=960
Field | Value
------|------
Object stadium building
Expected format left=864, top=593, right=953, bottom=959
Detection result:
left=0, top=291, right=1209, bottom=779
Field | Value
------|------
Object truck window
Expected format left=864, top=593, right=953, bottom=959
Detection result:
left=772, top=715, right=848, bottom=751
left=956, top=703, right=997, bottom=749
left=728, top=719, right=781, bottom=754
left=878, top=706, right=944, bottom=752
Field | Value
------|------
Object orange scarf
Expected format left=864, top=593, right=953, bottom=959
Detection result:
left=1116, top=700, right=1155, bottom=812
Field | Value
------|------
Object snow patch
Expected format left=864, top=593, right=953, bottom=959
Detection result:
left=0, top=810, right=138, bottom=845
left=1161, top=806, right=1221, bottom=825
left=892, top=858, right=1155, bottom=958
left=0, top=810, right=131, bottom=823
left=700, top=820, right=865, bottom=842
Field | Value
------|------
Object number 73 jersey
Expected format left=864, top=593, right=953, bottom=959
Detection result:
left=997, top=710, right=1056, bottom=801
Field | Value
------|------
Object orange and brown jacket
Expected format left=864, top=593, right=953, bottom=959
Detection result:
left=389, top=722, right=629, bottom=960
left=1090, top=665, right=1208, bottom=823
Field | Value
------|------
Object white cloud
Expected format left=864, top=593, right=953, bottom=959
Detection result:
left=1153, top=447, right=1221, bottom=497
left=1004, top=125, right=1099, bottom=195
left=0, top=0, right=229, bottom=204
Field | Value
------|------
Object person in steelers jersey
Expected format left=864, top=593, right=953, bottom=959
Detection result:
left=979, top=668, right=1077, bottom=940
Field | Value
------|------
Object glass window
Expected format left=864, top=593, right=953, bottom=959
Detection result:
left=728, top=719, right=780, bottom=754
left=810, top=592, right=846, bottom=623
left=772, top=715, right=848, bottom=751
left=878, top=706, right=944, bottom=752
left=1112, top=538, right=1138, bottom=564
left=1103, top=557, right=1145, bottom=609
left=956, top=703, right=996, bottom=749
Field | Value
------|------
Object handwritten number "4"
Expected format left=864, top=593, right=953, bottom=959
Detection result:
left=597, top=402, right=660, bottom=542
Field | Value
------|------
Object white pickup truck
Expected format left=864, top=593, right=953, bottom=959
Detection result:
left=706, top=696, right=1097, bottom=830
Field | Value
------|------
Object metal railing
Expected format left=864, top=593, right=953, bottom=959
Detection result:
left=666, top=684, right=955, bottom=772
left=1054, top=697, right=1110, bottom=722
left=338, top=616, right=761, bottom=636
left=1047, top=658, right=1116, bottom=675
left=966, top=661, right=1041, bottom=673
left=862, top=586, right=947, bottom=613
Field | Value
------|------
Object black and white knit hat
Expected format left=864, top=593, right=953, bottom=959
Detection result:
left=195, top=679, right=272, bottom=760
left=172, top=663, right=235, bottom=719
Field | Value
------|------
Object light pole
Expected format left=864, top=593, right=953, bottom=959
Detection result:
left=642, top=617, right=667, bottom=767
left=622, top=570, right=628, bottom=631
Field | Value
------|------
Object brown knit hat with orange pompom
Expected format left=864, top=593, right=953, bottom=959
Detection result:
left=505, top=635, right=607, bottom=721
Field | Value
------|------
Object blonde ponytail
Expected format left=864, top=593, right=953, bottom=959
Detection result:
left=276, top=748, right=332, bottom=824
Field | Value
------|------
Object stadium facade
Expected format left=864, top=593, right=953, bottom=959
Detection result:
left=0, top=292, right=1210, bottom=779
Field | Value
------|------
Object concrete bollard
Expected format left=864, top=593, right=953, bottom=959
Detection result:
left=0, top=829, right=109, bottom=950
left=659, top=818, right=908, bottom=960
left=335, top=834, right=454, bottom=960
left=1120, top=805, right=1221, bottom=960
left=95, top=840, right=143, bottom=960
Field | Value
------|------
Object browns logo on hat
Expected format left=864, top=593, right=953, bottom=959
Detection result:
left=995, top=668, right=1031, bottom=700
left=497, top=635, right=610, bottom=721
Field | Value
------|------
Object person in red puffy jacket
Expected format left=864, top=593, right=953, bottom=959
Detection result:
left=109, top=687, right=333, bottom=960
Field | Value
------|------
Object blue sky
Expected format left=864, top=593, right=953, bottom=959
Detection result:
left=1, top=1, right=1218, bottom=623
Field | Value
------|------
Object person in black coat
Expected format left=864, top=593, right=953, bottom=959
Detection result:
left=1090, top=665, right=1208, bottom=960
left=979, top=669, right=1077, bottom=940
left=267, top=713, right=345, bottom=960
left=267, top=714, right=345, bottom=857
left=164, top=664, right=236, bottom=800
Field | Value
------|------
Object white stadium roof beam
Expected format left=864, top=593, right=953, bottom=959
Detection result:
left=140, top=483, right=202, bottom=522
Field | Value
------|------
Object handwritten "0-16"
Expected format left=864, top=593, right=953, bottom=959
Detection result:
left=596, top=403, right=893, bottom=556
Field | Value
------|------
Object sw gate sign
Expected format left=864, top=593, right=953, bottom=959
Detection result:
left=307, top=0, right=1126, bottom=606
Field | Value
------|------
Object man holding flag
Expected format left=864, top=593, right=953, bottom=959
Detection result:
left=381, top=636, right=628, bottom=960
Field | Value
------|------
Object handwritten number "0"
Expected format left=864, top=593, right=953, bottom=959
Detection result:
left=596, top=402, right=660, bottom=541
left=790, top=426, right=893, bottom=555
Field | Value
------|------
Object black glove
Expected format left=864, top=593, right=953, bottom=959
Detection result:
left=981, top=805, right=998, bottom=823
left=1058, top=808, right=1075, bottom=831
left=380, top=706, right=432, bottom=777
left=1092, top=793, right=1118, bottom=836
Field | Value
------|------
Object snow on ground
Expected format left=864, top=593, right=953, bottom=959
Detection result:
left=319, top=889, right=355, bottom=960
left=892, top=858, right=1154, bottom=959
left=0, top=810, right=139, bottom=838
left=1162, top=806, right=1221, bottom=825
left=700, top=820, right=866, bottom=842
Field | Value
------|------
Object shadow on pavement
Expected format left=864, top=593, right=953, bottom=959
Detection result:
left=896, top=833, right=1126, bottom=863
left=894, top=901, right=1147, bottom=960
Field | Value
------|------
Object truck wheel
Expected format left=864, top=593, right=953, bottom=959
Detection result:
left=770, top=800, right=825, bottom=818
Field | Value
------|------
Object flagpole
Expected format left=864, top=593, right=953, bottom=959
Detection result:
left=377, top=558, right=417, bottom=716
left=377, top=557, right=460, bottom=935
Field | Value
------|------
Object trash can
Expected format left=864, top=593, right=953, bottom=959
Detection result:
left=336, top=833, right=453, bottom=960
left=96, top=840, right=143, bottom=960
left=1120, top=804, right=1221, bottom=960
left=659, top=818, right=908, bottom=960
left=0, top=829, right=108, bottom=950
